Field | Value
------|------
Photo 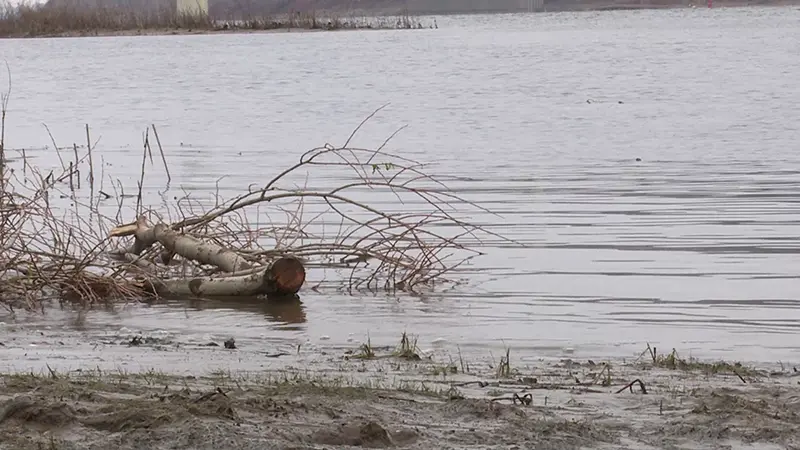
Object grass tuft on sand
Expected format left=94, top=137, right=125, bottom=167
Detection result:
left=639, top=343, right=764, bottom=379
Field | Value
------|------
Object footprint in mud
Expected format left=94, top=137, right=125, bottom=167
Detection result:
left=311, top=420, right=418, bottom=448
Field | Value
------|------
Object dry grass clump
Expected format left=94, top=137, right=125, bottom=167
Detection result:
left=394, top=331, right=421, bottom=360
left=0, top=67, right=127, bottom=310
left=0, top=171, right=142, bottom=310
left=0, top=1, right=427, bottom=38
left=0, top=108, right=143, bottom=308
left=639, top=343, right=762, bottom=379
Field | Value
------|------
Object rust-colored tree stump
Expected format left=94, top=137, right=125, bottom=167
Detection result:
left=265, top=256, right=306, bottom=295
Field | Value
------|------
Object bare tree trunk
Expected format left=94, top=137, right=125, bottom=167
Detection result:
left=109, top=218, right=306, bottom=297
left=152, top=223, right=251, bottom=273
left=153, top=256, right=305, bottom=297
left=110, top=217, right=250, bottom=272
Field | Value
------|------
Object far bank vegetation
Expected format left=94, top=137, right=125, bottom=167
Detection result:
left=0, top=0, right=427, bottom=38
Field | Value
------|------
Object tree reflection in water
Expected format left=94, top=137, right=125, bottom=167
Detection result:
left=178, top=295, right=306, bottom=329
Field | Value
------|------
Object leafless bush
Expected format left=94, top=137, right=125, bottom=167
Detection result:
left=0, top=71, right=502, bottom=311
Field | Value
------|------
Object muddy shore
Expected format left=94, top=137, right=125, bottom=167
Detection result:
left=2, top=326, right=799, bottom=450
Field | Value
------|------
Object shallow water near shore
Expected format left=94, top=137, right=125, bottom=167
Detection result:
left=1, top=6, right=800, bottom=373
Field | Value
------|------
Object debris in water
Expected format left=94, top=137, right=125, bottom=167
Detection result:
left=224, top=338, right=236, bottom=349
left=2, top=107, right=500, bottom=312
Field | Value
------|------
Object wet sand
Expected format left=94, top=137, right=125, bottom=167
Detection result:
left=1, top=324, right=799, bottom=450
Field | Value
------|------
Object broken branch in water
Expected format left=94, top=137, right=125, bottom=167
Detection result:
left=107, top=216, right=305, bottom=297
left=147, top=256, right=305, bottom=298
left=1, top=99, right=507, bottom=310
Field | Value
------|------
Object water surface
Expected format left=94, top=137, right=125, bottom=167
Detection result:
left=1, top=6, right=799, bottom=371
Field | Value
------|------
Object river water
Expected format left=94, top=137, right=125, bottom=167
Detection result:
left=1, top=6, right=799, bottom=373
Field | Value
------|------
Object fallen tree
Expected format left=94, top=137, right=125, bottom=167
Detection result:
left=107, top=216, right=306, bottom=297
left=0, top=97, right=504, bottom=311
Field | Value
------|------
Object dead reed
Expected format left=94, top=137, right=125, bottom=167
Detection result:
left=0, top=1, right=427, bottom=38
left=0, top=71, right=503, bottom=311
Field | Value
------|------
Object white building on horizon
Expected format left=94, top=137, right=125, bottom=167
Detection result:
left=177, top=0, right=208, bottom=16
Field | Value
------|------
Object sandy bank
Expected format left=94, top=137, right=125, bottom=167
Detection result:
left=1, top=332, right=799, bottom=450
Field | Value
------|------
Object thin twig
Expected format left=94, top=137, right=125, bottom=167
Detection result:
left=151, top=124, right=171, bottom=184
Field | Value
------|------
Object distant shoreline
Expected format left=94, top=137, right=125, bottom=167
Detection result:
left=0, top=0, right=796, bottom=40
left=374, top=0, right=799, bottom=15
left=0, top=6, right=427, bottom=40
left=1, top=27, right=365, bottom=40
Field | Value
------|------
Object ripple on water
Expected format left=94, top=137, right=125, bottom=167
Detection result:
left=1, top=6, right=799, bottom=366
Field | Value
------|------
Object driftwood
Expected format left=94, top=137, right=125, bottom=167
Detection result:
left=110, top=217, right=248, bottom=272
left=153, top=223, right=250, bottom=273
left=151, top=257, right=305, bottom=297
left=108, top=217, right=305, bottom=298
